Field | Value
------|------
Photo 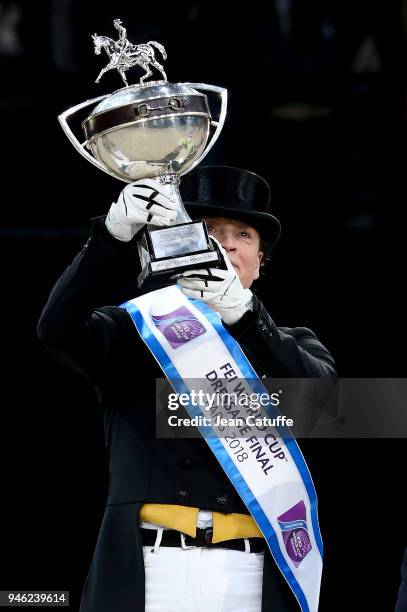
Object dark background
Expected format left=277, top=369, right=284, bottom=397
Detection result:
left=0, top=1, right=406, bottom=610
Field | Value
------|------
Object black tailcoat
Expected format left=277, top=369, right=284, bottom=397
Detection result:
left=38, top=217, right=336, bottom=612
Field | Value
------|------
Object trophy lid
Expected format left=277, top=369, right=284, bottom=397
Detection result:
left=82, top=81, right=210, bottom=144
left=91, top=82, right=203, bottom=115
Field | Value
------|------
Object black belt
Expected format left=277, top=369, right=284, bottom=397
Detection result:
left=141, top=527, right=265, bottom=553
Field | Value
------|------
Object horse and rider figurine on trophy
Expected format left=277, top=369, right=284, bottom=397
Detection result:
left=92, top=19, right=167, bottom=86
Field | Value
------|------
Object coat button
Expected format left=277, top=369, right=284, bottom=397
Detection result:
left=216, top=494, right=228, bottom=505
left=258, top=320, right=267, bottom=333
left=182, top=458, right=193, bottom=468
left=176, top=489, right=189, bottom=501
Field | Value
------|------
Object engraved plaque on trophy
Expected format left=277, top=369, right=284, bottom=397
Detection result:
left=58, top=19, right=228, bottom=290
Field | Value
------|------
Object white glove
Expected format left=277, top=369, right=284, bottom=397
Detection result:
left=176, top=236, right=253, bottom=325
left=105, top=178, right=178, bottom=242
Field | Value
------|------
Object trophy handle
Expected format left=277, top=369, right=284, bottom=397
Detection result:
left=58, top=94, right=123, bottom=180
left=180, top=83, right=228, bottom=176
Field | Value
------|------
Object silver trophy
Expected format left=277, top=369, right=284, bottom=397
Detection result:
left=58, top=19, right=228, bottom=289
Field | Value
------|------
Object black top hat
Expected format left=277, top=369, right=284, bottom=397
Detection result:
left=181, top=166, right=281, bottom=248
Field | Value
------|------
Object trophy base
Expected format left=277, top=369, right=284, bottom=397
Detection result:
left=137, top=220, right=225, bottom=290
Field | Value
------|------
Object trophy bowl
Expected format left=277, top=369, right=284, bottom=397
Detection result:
left=82, top=81, right=211, bottom=183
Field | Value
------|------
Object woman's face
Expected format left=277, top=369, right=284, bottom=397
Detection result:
left=203, top=217, right=264, bottom=288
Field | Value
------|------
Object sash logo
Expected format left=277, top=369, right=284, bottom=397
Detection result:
left=277, top=500, right=312, bottom=567
left=152, top=306, right=206, bottom=349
